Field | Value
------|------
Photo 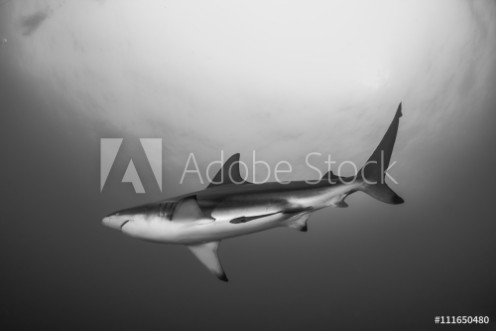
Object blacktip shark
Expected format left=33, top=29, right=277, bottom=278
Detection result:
left=103, top=103, right=404, bottom=281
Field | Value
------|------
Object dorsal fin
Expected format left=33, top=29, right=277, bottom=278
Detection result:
left=208, top=153, right=245, bottom=188
left=188, top=241, right=228, bottom=281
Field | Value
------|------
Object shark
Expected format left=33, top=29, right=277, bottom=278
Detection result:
left=103, top=103, right=404, bottom=281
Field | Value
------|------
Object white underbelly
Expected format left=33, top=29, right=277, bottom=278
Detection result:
left=185, top=213, right=290, bottom=243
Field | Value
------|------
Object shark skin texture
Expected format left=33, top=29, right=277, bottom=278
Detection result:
left=103, top=104, right=405, bottom=281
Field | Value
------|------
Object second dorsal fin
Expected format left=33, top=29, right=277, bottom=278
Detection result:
left=322, top=170, right=341, bottom=183
left=208, top=153, right=245, bottom=188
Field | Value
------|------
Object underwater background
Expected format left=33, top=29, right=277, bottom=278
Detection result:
left=1, top=1, right=496, bottom=330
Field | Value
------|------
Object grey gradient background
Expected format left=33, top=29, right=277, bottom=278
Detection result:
left=1, top=1, right=496, bottom=330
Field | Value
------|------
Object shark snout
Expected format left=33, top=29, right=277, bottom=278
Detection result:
left=102, top=212, right=130, bottom=231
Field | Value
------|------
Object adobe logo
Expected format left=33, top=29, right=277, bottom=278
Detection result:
left=100, top=138, right=162, bottom=193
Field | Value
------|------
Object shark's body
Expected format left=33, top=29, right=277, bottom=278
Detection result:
left=103, top=104, right=405, bottom=281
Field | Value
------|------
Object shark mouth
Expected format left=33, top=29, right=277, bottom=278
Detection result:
left=120, top=220, right=130, bottom=231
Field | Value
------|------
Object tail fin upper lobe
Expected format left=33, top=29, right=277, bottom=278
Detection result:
left=358, top=103, right=404, bottom=204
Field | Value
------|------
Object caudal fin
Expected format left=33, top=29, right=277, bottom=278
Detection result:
left=358, top=103, right=404, bottom=205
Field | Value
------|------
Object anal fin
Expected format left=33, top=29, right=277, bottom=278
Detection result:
left=333, top=200, right=348, bottom=208
left=330, top=194, right=349, bottom=208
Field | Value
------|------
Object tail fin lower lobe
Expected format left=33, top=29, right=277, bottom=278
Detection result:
left=358, top=103, right=404, bottom=205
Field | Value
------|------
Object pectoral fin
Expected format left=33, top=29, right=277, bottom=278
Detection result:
left=188, top=241, right=228, bottom=282
left=173, top=198, right=214, bottom=223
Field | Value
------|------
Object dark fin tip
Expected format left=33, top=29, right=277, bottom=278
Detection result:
left=300, top=225, right=308, bottom=232
left=396, top=102, right=403, bottom=118
left=393, top=194, right=405, bottom=204
left=218, top=273, right=229, bottom=282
